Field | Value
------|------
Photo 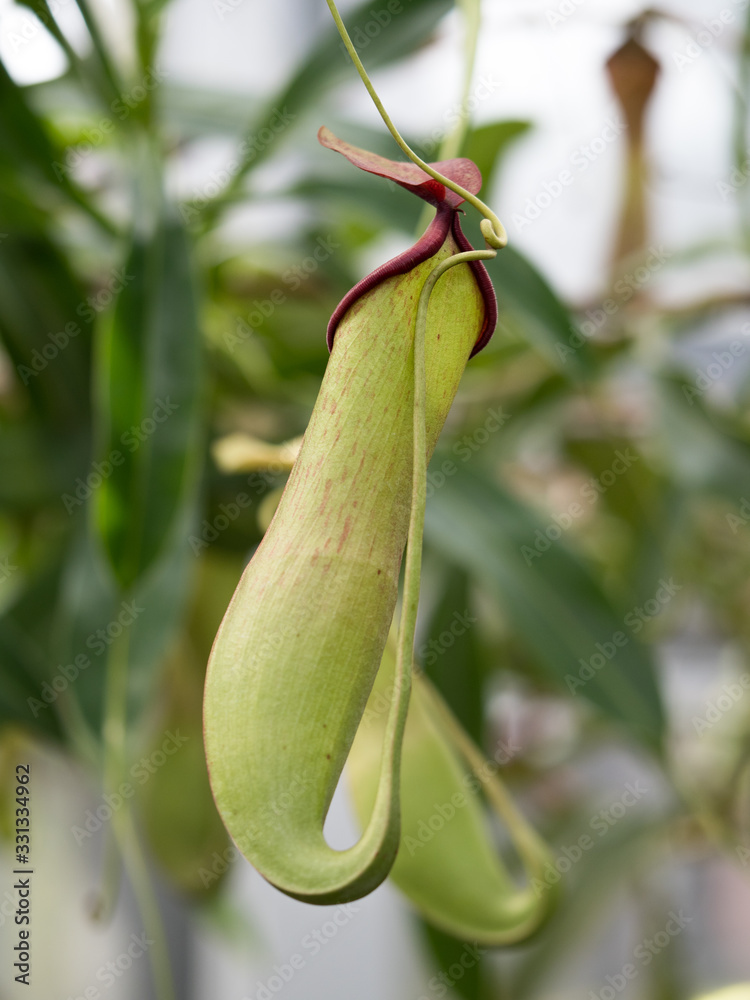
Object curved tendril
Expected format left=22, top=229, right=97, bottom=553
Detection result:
left=440, top=0, right=481, bottom=162
left=394, top=246, right=498, bottom=783
left=325, top=0, right=507, bottom=251
left=417, top=0, right=481, bottom=236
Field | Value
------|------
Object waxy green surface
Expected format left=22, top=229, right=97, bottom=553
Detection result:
left=204, top=233, right=483, bottom=902
left=348, top=641, right=555, bottom=944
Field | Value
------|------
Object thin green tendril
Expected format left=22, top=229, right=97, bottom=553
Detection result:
left=325, top=0, right=507, bottom=250
left=394, top=247, right=497, bottom=765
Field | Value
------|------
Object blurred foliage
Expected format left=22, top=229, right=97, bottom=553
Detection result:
left=1, top=1, right=750, bottom=998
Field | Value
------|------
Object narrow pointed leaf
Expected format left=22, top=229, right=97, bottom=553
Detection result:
left=93, top=211, right=202, bottom=590
left=198, top=0, right=452, bottom=225
left=424, top=467, right=664, bottom=749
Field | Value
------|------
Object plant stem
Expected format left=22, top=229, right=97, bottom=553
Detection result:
left=325, top=0, right=506, bottom=249
left=56, top=689, right=100, bottom=770
left=418, top=673, right=553, bottom=894
left=113, top=809, right=176, bottom=1000
left=395, top=246, right=497, bottom=763
left=735, top=6, right=750, bottom=251
left=102, top=630, right=129, bottom=836
left=99, top=625, right=175, bottom=1000
left=73, top=0, right=124, bottom=105
left=91, top=629, right=130, bottom=921
left=417, top=0, right=482, bottom=235
left=439, top=0, right=481, bottom=162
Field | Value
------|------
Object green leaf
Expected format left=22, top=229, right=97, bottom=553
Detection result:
left=423, top=564, right=484, bottom=744
left=0, top=618, right=62, bottom=740
left=137, top=647, right=229, bottom=898
left=54, top=505, right=199, bottom=737
left=274, top=0, right=452, bottom=117
left=486, top=245, right=593, bottom=377
left=0, top=195, right=92, bottom=432
left=461, top=120, right=531, bottom=188
left=0, top=421, right=89, bottom=510
left=93, top=211, right=203, bottom=590
left=424, top=466, right=665, bottom=750
left=563, top=436, right=674, bottom=600
left=15, top=0, right=79, bottom=76
left=0, top=61, right=114, bottom=232
left=198, top=0, right=453, bottom=227
left=510, top=814, right=666, bottom=996
left=293, top=169, right=424, bottom=236
left=421, top=923, right=484, bottom=1000
left=656, top=376, right=750, bottom=499
left=0, top=555, right=68, bottom=742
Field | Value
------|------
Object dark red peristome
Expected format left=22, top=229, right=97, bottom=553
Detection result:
left=326, top=205, right=450, bottom=351
left=319, top=127, right=497, bottom=358
left=450, top=212, right=497, bottom=358
left=326, top=207, right=496, bottom=358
